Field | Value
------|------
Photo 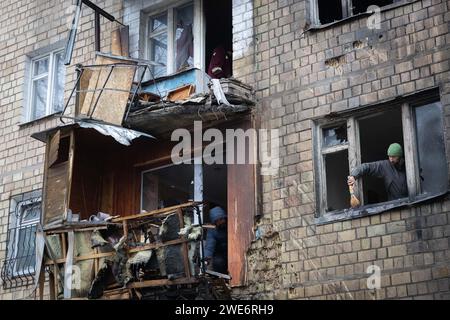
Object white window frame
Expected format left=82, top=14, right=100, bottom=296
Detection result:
left=10, top=198, right=41, bottom=277
left=145, top=0, right=204, bottom=77
left=26, top=49, right=65, bottom=122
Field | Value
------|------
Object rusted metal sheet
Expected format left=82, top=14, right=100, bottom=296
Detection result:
left=227, top=120, right=256, bottom=286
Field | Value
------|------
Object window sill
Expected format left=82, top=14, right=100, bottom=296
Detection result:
left=18, top=112, right=63, bottom=128
left=315, top=191, right=449, bottom=225
left=307, top=0, right=419, bottom=33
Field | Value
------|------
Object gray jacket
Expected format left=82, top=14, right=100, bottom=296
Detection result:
left=351, top=159, right=408, bottom=201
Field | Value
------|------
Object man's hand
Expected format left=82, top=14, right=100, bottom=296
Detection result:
left=347, top=175, right=356, bottom=186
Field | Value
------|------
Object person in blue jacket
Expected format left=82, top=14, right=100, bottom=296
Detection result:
left=204, top=206, right=228, bottom=274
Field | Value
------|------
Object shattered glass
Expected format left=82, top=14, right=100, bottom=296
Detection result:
left=322, top=124, right=348, bottom=147
left=415, top=101, right=448, bottom=195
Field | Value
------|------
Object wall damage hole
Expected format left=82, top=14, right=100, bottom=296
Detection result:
left=352, top=40, right=365, bottom=49
left=324, top=54, right=347, bottom=75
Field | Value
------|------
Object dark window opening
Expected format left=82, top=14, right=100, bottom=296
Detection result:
left=53, top=135, right=70, bottom=166
left=203, top=163, right=228, bottom=220
left=359, top=108, right=404, bottom=204
left=414, top=102, right=448, bottom=195
left=142, top=164, right=194, bottom=211
left=205, top=0, right=232, bottom=78
left=318, top=0, right=343, bottom=24
left=352, top=0, right=394, bottom=15
left=325, top=150, right=349, bottom=211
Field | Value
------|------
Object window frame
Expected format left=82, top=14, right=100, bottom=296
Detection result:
left=314, top=95, right=448, bottom=220
left=26, top=49, right=65, bottom=122
left=10, top=199, right=41, bottom=277
left=144, top=0, right=204, bottom=78
left=309, top=0, right=413, bottom=28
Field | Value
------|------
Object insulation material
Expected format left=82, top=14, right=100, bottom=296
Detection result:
left=79, top=55, right=137, bottom=126
left=45, top=234, right=65, bottom=298
left=91, top=229, right=109, bottom=248
left=159, top=213, right=185, bottom=277
left=210, top=79, right=231, bottom=106
left=72, top=231, right=96, bottom=298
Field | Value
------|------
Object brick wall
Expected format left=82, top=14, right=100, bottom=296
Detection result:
left=232, top=0, right=450, bottom=299
left=0, top=0, right=123, bottom=300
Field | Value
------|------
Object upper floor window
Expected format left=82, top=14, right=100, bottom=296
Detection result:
left=311, top=0, right=402, bottom=26
left=147, top=1, right=194, bottom=78
left=26, top=49, right=65, bottom=122
left=314, top=94, right=448, bottom=220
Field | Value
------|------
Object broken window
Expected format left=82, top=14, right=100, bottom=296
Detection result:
left=147, top=1, right=194, bottom=78
left=314, top=96, right=448, bottom=216
left=320, top=124, right=350, bottom=212
left=311, top=0, right=397, bottom=26
left=1, top=191, right=41, bottom=289
left=205, top=0, right=233, bottom=78
left=26, top=49, right=66, bottom=121
left=414, top=102, right=448, bottom=195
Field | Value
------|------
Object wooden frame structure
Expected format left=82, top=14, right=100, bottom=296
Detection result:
left=42, top=202, right=202, bottom=300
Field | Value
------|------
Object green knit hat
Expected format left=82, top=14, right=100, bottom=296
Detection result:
left=387, top=143, right=403, bottom=157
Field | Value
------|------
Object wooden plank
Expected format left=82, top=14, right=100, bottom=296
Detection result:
left=111, top=28, right=122, bottom=56
left=48, top=130, right=60, bottom=167
left=401, top=102, right=419, bottom=197
left=321, top=143, right=349, bottom=155
left=45, top=251, right=114, bottom=265
left=44, top=162, right=69, bottom=225
left=347, top=117, right=363, bottom=205
left=128, top=238, right=190, bottom=253
left=120, top=25, right=129, bottom=57
left=49, top=270, right=56, bottom=300
left=77, top=68, right=93, bottom=116
left=167, top=84, right=195, bottom=102
left=127, top=277, right=198, bottom=289
left=65, top=131, right=75, bottom=222
left=80, top=55, right=137, bottom=125
left=112, top=202, right=197, bottom=222
left=38, top=267, right=45, bottom=300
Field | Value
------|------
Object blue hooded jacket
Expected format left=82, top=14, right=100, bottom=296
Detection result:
left=204, top=207, right=227, bottom=259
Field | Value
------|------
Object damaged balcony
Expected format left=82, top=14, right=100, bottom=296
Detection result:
left=23, top=0, right=257, bottom=300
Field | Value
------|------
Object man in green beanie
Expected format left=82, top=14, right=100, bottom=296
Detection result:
left=347, top=143, right=407, bottom=201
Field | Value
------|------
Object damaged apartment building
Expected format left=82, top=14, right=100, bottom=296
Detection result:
left=1, top=0, right=450, bottom=300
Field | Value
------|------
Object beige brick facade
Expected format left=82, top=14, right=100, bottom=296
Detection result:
left=1, top=0, right=450, bottom=300
left=232, top=0, right=450, bottom=300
